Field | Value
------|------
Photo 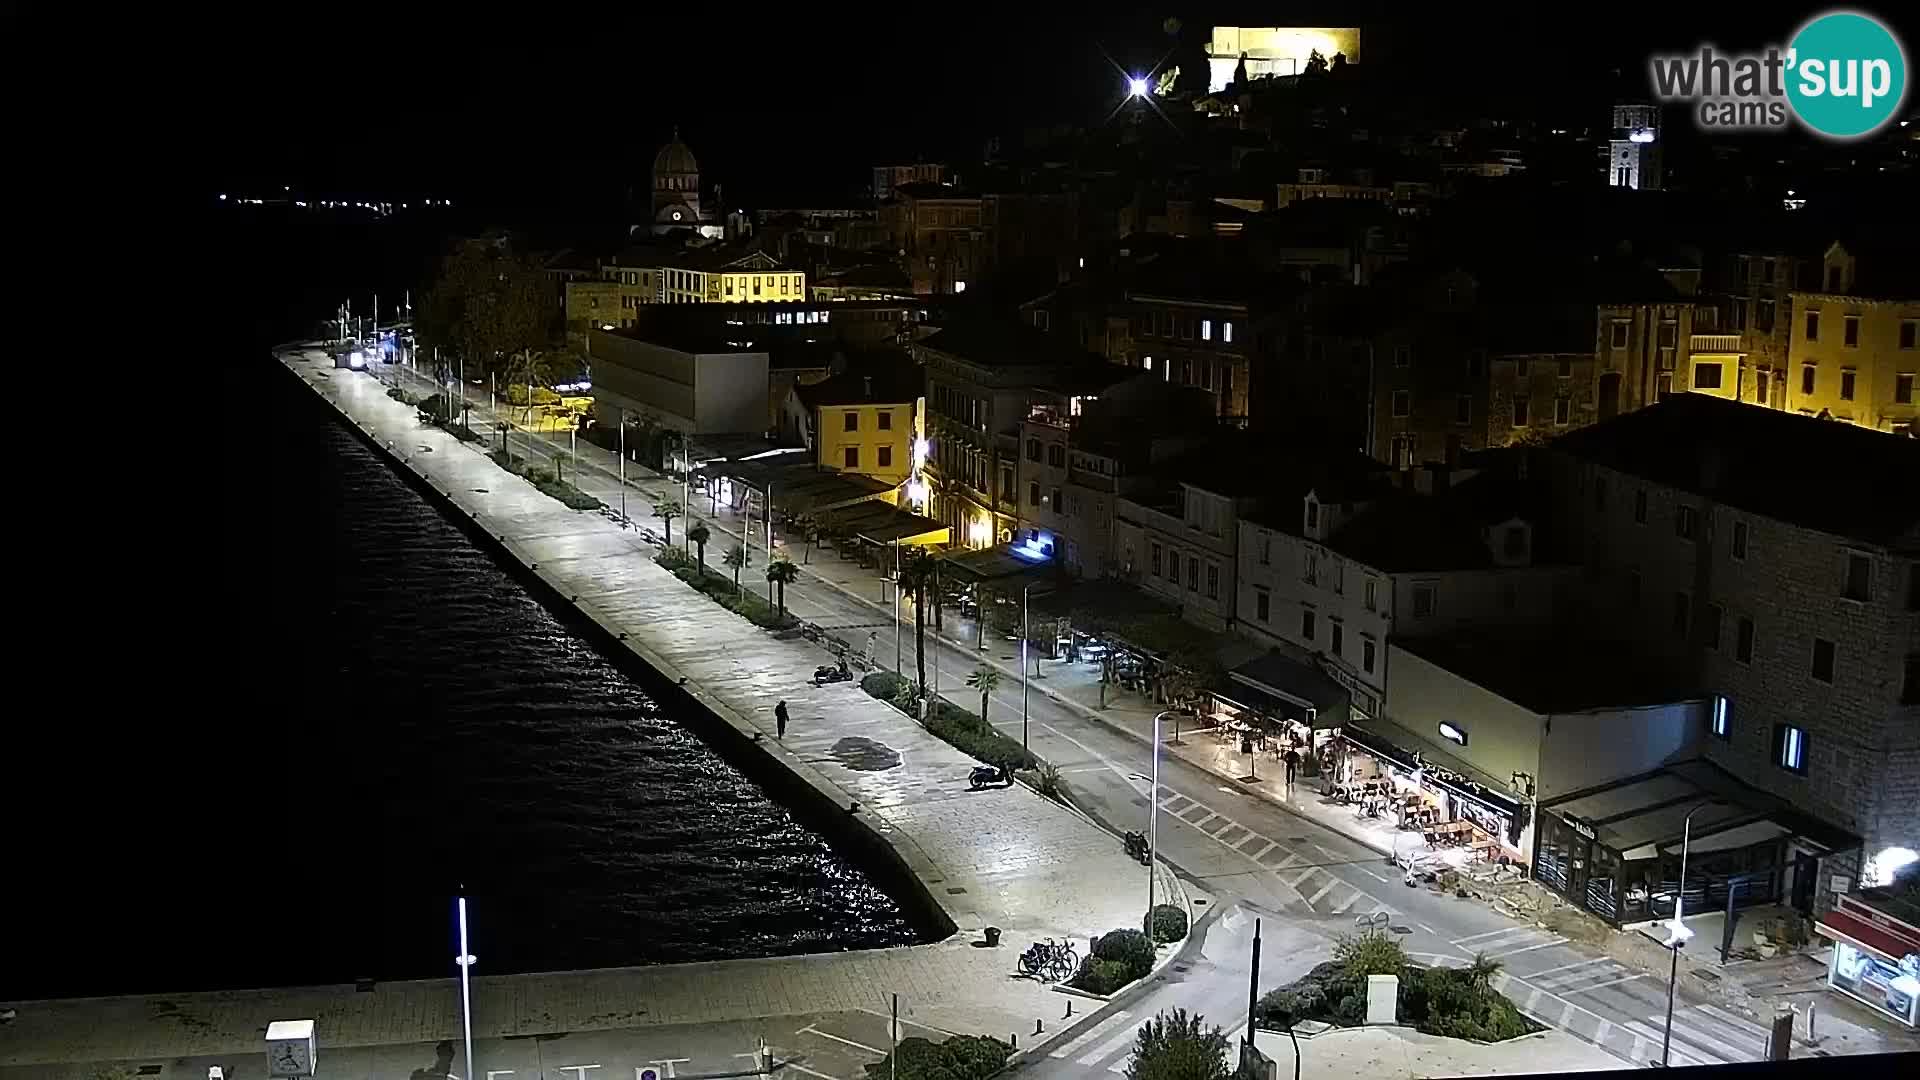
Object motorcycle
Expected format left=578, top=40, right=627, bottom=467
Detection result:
left=811, top=659, right=853, bottom=686
left=968, top=763, right=1010, bottom=790
left=1123, top=830, right=1151, bottom=865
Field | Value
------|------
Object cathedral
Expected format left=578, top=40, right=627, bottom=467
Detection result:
left=643, top=130, right=721, bottom=238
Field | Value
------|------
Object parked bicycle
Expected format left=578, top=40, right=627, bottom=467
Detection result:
left=1018, top=938, right=1079, bottom=982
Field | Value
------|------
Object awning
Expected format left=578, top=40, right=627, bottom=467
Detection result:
left=1817, top=908, right=1920, bottom=963
left=1658, top=819, right=1791, bottom=857
left=1341, top=720, right=1523, bottom=819
left=698, top=459, right=894, bottom=514
left=1228, top=651, right=1351, bottom=729
left=937, top=544, right=1055, bottom=589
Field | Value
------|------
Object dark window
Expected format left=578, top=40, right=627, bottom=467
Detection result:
left=1736, top=616, right=1755, bottom=663
left=1051, top=486, right=1062, bottom=509
left=1806, top=311, right=1820, bottom=341
left=1028, top=482, right=1040, bottom=506
left=1151, top=543, right=1162, bottom=576
left=1802, top=366, right=1816, bottom=396
left=1843, top=315, right=1859, bottom=347
left=1840, top=371, right=1856, bottom=400
left=1610, top=322, right=1629, bottom=349
left=1897, top=374, right=1915, bottom=405
left=1026, top=438, right=1041, bottom=462
left=1331, top=622, right=1344, bottom=656
left=877, top=410, right=892, bottom=430
left=1843, top=553, right=1871, bottom=601
left=1412, top=584, right=1436, bottom=617
left=1456, top=395, right=1471, bottom=424
left=1206, top=564, right=1219, bottom=600
left=1391, top=390, right=1410, bottom=417
left=1393, top=345, right=1411, bottom=368
left=1811, top=638, right=1835, bottom=683
left=1306, top=501, right=1319, bottom=529
left=1672, top=591, right=1690, bottom=636
left=1594, top=476, right=1608, bottom=512
left=1676, top=505, right=1698, bottom=541
left=1554, top=396, right=1571, bottom=425
left=1694, top=362, right=1723, bottom=389
left=1774, top=724, right=1809, bottom=775
left=1167, top=550, right=1179, bottom=582
left=1732, top=520, right=1749, bottom=559
left=844, top=411, right=859, bottom=432
left=877, top=445, right=893, bottom=468
left=1634, top=489, right=1648, bottom=524
left=1517, top=357, right=1531, bottom=377
left=1301, top=609, right=1316, bottom=640
left=1048, top=444, right=1065, bottom=468
left=1363, top=639, right=1377, bottom=673
left=1512, top=396, right=1530, bottom=426
left=1256, top=590, right=1270, bottom=622
left=1902, top=321, right=1918, bottom=349
left=1704, top=603, right=1722, bottom=649
left=1558, top=357, right=1573, bottom=378
left=1187, top=558, right=1198, bottom=591
left=843, top=446, right=859, bottom=468
left=1827, top=265, right=1842, bottom=290
left=1658, top=322, right=1678, bottom=348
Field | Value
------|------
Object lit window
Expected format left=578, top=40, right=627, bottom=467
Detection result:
left=1775, top=723, right=1808, bottom=775
left=1223, top=321, right=1234, bottom=343
left=1201, top=319, right=1212, bottom=341
left=1711, top=696, right=1730, bottom=739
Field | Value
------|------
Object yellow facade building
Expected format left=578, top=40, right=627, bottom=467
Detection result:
left=564, top=278, right=654, bottom=332
left=659, top=249, right=806, bottom=304
left=1788, top=244, right=1919, bottom=435
left=786, top=366, right=925, bottom=492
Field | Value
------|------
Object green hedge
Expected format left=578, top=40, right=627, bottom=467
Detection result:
left=653, top=549, right=794, bottom=631
left=1067, top=957, right=1135, bottom=996
left=1093, top=928, right=1157, bottom=980
left=1255, top=945, right=1542, bottom=1041
left=865, top=1035, right=1009, bottom=1080
left=1148, top=904, right=1189, bottom=943
left=487, top=450, right=600, bottom=509
left=858, top=674, right=1037, bottom=769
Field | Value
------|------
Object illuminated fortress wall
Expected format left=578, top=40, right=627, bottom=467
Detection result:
left=1207, top=26, right=1362, bottom=91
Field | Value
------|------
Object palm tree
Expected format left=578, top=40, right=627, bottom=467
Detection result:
left=1467, top=951, right=1504, bottom=988
left=652, top=496, right=682, bottom=546
left=723, top=543, right=747, bottom=592
left=792, top=513, right=818, bottom=564
left=503, top=348, right=559, bottom=427
left=687, top=522, right=711, bottom=570
left=897, top=549, right=938, bottom=690
left=766, top=556, right=800, bottom=617
left=967, top=666, right=1002, bottom=724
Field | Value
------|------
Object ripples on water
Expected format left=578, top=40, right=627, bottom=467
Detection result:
left=196, top=369, right=922, bottom=990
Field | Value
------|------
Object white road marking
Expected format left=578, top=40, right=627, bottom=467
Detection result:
left=1526, top=956, right=1613, bottom=979
left=1451, top=926, right=1532, bottom=946
left=1487, top=937, right=1568, bottom=959
left=1306, top=879, right=1340, bottom=906
left=1568, top=972, right=1647, bottom=993
left=799, top=1027, right=886, bottom=1056
left=1050, top=1012, right=1134, bottom=1058
left=1269, top=853, right=1299, bottom=871
left=1249, top=839, right=1278, bottom=861
left=1698, top=1004, right=1772, bottom=1040
left=1331, top=890, right=1366, bottom=913
left=1286, top=866, right=1318, bottom=889
left=784, top=1064, right=843, bottom=1080
left=1592, top=1018, right=1613, bottom=1047
left=1621, top=1020, right=1715, bottom=1066
left=1558, top=1001, right=1576, bottom=1029
left=1077, top=1025, right=1141, bottom=1067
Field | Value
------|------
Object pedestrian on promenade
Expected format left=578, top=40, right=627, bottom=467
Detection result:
left=1283, top=746, right=1300, bottom=793
left=775, top=699, right=789, bottom=740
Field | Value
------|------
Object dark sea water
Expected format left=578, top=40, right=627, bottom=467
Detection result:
left=0, top=212, right=924, bottom=1000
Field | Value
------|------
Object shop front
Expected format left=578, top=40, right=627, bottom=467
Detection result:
left=1532, top=761, right=1856, bottom=929
left=1198, top=652, right=1351, bottom=776
left=1333, top=723, right=1528, bottom=868
left=1815, top=892, right=1920, bottom=1028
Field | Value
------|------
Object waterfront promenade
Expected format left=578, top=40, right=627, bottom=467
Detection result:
left=0, top=349, right=1186, bottom=1076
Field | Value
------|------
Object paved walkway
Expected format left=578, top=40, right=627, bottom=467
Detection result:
left=0, top=349, right=1187, bottom=1073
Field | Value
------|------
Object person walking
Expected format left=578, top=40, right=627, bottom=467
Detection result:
left=775, top=699, right=789, bottom=740
left=1283, top=746, right=1301, bottom=794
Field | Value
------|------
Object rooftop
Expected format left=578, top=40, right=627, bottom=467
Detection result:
left=794, top=355, right=923, bottom=408
left=1394, top=632, right=1695, bottom=715
left=893, top=181, right=980, bottom=201
left=1552, top=394, right=1920, bottom=548
left=914, top=320, right=1112, bottom=371
left=603, top=324, right=766, bottom=355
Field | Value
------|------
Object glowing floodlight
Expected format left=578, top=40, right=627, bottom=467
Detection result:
left=1128, top=76, right=1150, bottom=98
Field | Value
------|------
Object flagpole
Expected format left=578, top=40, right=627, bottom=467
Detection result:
left=455, top=894, right=477, bottom=1080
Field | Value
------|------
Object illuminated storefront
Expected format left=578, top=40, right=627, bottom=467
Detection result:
left=1815, top=892, right=1920, bottom=1028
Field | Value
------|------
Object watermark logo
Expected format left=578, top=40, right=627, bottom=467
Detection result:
left=1649, top=9, right=1908, bottom=139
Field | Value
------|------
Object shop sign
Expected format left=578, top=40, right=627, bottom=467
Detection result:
left=1568, top=816, right=1597, bottom=840
left=1438, top=721, right=1469, bottom=747
left=1458, top=798, right=1507, bottom=838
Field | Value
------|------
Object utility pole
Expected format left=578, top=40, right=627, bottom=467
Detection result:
left=1247, top=917, right=1262, bottom=1047
left=1020, top=584, right=1030, bottom=748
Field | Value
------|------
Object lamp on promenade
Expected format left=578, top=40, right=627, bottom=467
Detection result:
left=1020, top=584, right=1030, bottom=749
left=1660, top=800, right=1719, bottom=1067
left=455, top=892, right=477, bottom=1080
left=1146, top=710, right=1174, bottom=926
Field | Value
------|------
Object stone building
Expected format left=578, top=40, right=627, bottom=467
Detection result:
left=1787, top=241, right=1920, bottom=435
left=1549, top=394, right=1920, bottom=907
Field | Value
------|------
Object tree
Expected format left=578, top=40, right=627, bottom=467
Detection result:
left=417, top=235, right=552, bottom=382
left=792, top=513, right=819, bottom=564
left=766, top=555, right=800, bottom=617
left=1466, top=951, right=1504, bottom=989
left=723, top=543, right=748, bottom=592
left=653, top=497, right=683, bottom=546
left=1125, top=1008, right=1229, bottom=1080
left=687, top=522, right=712, bottom=570
left=896, top=548, right=939, bottom=690
left=967, top=666, right=1002, bottom=724
left=503, top=347, right=563, bottom=427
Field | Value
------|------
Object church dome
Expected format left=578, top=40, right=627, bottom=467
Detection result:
left=654, top=133, right=699, bottom=177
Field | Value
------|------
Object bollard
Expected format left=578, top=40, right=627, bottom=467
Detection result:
left=1064, top=1000, right=1074, bottom=1019
left=1010, top=1034, right=1018, bottom=1050
left=1806, top=1001, right=1818, bottom=1044
left=1035, top=1019, right=1044, bottom=1036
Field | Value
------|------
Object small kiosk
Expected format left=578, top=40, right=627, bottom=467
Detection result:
left=1815, top=890, right=1920, bottom=1028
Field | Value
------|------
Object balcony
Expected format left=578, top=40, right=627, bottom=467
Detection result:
left=1691, top=334, right=1744, bottom=354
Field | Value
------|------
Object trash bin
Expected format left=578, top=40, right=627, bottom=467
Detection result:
left=985, top=926, right=1002, bottom=947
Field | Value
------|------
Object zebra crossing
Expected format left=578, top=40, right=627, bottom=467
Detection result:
left=1155, top=792, right=1387, bottom=916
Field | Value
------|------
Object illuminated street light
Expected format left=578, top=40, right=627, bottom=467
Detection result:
left=1128, top=76, right=1150, bottom=98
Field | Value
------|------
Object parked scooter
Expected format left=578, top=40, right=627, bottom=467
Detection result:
left=811, top=658, right=853, bottom=686
left=968, top=763, right=1011, bottom=790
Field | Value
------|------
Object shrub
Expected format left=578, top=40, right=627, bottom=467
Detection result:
left=1031, top=762, right=1064, bottom=799
left=864, top=1035, right=1009, bottom=1080
left=1148, top=904, right=1189, bottom=944
left=859, top=672, right=1040, bottom=769
left=1127, top=1008, right=1229, bottom=1080
left=657, top=548, right=696, bottom=572
left=1094, top=928, right=1157, bottom=980
left=861, top=671, right=909, bottom=699
left=1333, top=930, right=1407, bottom=980
left=650, top=549, right=795, bottom=631
left=1069, top=957, right=1136, bottom=996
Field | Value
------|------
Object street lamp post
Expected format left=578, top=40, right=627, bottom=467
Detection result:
left=1020, top=584, right=1030, bottom=748
left=455, top=894, right=477, bottom=1080
left=1147, top=710, right=1173, bottom=926
left=1661, top=801, right=1718, bottom=1067
left=617, top=409, right=627, bottom=523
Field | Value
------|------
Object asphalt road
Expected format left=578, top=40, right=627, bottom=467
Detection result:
left=373, top=365, right=1790, bottom=1071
